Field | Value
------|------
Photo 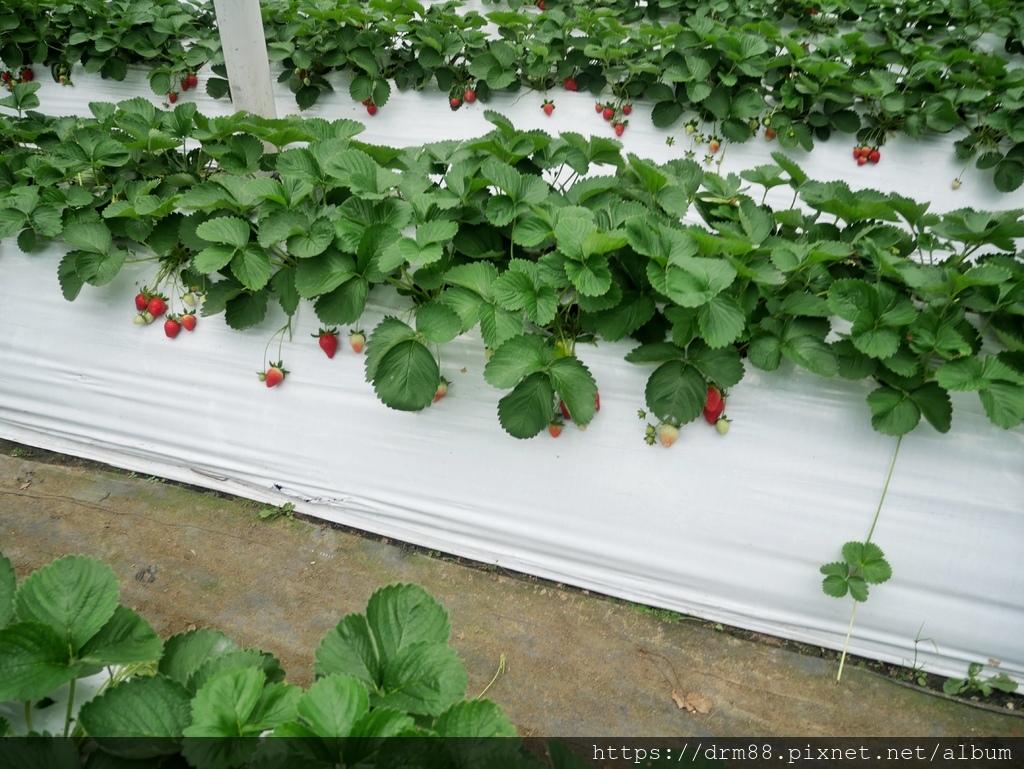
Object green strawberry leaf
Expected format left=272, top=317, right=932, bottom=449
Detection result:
left=867, top=386, right=921, bottom=435
left=296, top=674, right=369, bottom=738
left=78, top=674, right=191, bottom=757
left=644, top=360, right=706, bottom=425
left=843, top=540, right=892, bottom=581
left=313, top=614, right=379, bottom=689
left=158, top=628, right=239, bottom=689
left=433, top=699, right=517, bottom=737
left=78, top=605, right=163, bottom=668
left=377, top=641, right=467, bottom=717
left=0, top=622, right=81, bottom=702
left=14, top=554, right=119, bottom=653
left=549, top=357, right=598, bottom=426
left=820, top=562, right=851, bottom=599
left=370, top=339, right=439, bottom=412
left=0, top=553, right=15, bottom=629
left=483, top=334, right=551, bottom=390
left=498, top=372, right=555, bottom=439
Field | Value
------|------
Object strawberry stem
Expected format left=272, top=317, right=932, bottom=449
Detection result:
left=836, top=435, right=902, bottom=683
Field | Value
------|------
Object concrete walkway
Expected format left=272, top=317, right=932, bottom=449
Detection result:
left=1, top=443, right=1020, bottom=738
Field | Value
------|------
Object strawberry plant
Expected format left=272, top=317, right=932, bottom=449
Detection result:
left=0, top=551, right=564, bottom=767
left=1, top=104, right=1023, bottom=440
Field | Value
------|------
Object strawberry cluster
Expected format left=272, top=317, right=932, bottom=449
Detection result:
left=643, top=385, right=730, bottom=447
left=853, top=145, right=881, bottom=165
left=168, top=72, right=199, bottom=104
left=132, top=289, right=198, bottom=338
left=594, top=102, right=631, bottom=137
left=1, top=67, right=33, bottom=91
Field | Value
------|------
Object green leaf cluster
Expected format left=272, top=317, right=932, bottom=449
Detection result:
left=0, top=551, right=536, bottom=768
left=820, top=541, right=892, bottom=603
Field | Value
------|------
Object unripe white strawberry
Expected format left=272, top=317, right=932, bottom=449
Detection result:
left=716, top=417, right=730, bottom=435
left=658, top=423, right=680, bottom=447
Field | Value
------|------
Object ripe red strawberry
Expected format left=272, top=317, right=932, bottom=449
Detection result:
left=313, top=327, right=338, bottom=358
left=434, top=377, right=449, bottom=403
left=450, top=96, right=461, bottom=109
left=168, top=91, right=177, bottom=103
left=563, top=77, right=578, bottom=91
left=542, top=101, right=554, bottom=116
left=0, top=72, right=9, bottom=83
left=187, top=74, right=198, bottom=89
left=537, top=0, right=545, bottom=8
left=366, top=104, right=377, bottom=116
left=464, top=88, right=476, bottom=103
left=594, top=391, right=600, bottom=412
left=868, top=149, right=881, bottom=163
left=147, top=296, right=167, bottom=318
left=21, top=68, right=32, bottom=82
left=708, top=139, right=721, bottom=153
left=548, top=421, right=563, bottom=437
left=164, top=317, right=181, bottom=339
left=602, top=106, right=614, bottom=121
left=181, top=313, right=197, bottom=332
left=622, top=104, right=632, bottom=115
left=765, top=127, right=777, bottom=140
left=658, top=423, right=680, bottom=448
left=559, top=400, right=571, bottom=421
left=265, top=361, right=287, bottom=388
left=362, top=97, right=372, bottom=105
left=134, top=292, right=148, bottom=312
left=181, top=78, right=190, bottom=91
left=705, top=385, right=723, bottom=415
left=349, top=330, right=365, bottom=354
left=614, top=122, right=625, bottom=137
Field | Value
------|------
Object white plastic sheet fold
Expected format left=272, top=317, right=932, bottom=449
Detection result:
left=1, top=66, right=1022, bottom=682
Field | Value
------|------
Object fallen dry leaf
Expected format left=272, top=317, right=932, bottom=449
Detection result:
left=684, top=692, right=714, bottom=714
left=671, top=689, right=687, bottom=709
left=19, top=482, right=30, bottom=490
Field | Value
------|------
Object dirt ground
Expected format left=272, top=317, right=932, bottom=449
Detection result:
left=1, top=442, right=1021, bottom=738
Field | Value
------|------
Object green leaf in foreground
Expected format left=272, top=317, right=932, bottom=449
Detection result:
left=78, top=674, right=192, bottom=757
left=0, top=622, right=80, bottom=702
left=14, top=554, right=119, bottom=652
left=498, top=371, right=554, bottom=439
left=0, top=553, right=14, bottom=629
left=370, top=338, right=439, bottom=412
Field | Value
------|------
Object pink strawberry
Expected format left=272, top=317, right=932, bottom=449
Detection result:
left=265, top=361, right=287, bottom=388
left=434, top=377, right=449, bottom=403
left=181, top=313, right=197, bottom=332
left=658, top=423, right=680, bottom=447
left=548, top=421, right=563, bottom=437
left=349, top=330, right=365, bottom=354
